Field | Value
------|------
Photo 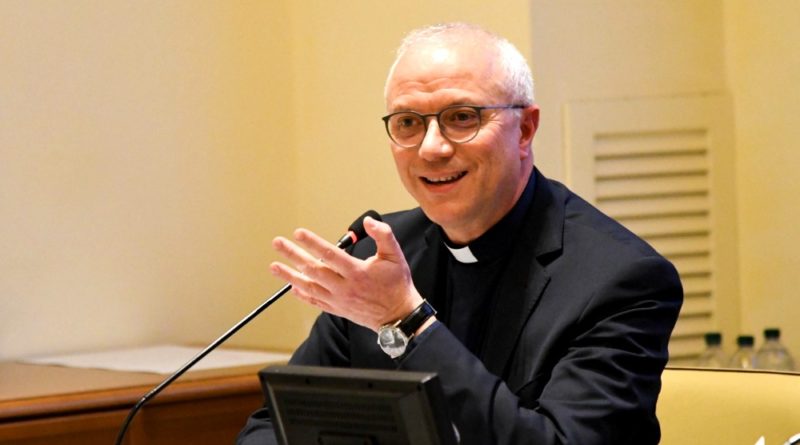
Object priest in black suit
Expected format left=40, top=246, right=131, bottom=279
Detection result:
left=238, top=22, right=682, bottom=445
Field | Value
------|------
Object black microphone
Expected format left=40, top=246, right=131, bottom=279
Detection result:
left=114, top=210, right=382, bottom=445
left=336, top=209, right=381, bottom=248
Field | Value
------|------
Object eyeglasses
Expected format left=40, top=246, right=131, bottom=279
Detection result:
left=381, top=104, right=527, bottom=148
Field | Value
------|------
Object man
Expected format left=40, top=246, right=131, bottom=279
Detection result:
left=238, top=23, right=682, bottom=444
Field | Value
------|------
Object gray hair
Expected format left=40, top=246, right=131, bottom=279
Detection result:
left=384, top=22, right=535, bottom=105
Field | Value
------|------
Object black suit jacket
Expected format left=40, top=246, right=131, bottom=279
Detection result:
left=238, top=169, right=683, bottom=444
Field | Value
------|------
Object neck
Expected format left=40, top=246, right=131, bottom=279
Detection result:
left=442, top=165, right=534, bottom=245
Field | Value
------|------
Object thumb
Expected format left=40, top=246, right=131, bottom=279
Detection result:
left=363, top=216, right=404, bottom=262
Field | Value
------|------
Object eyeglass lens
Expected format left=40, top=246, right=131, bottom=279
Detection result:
left=387, top=106, right=481, bottom=147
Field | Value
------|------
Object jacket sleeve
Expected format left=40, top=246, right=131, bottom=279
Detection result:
left=235, top=406, right=279, bottom=445
left=398, top=255, right=682, bottom=445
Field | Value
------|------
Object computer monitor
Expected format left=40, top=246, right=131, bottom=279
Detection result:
left=261, top=365, right=458, bottom=445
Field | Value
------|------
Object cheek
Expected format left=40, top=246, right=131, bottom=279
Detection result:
left=481, top=145, right=522, bottom=189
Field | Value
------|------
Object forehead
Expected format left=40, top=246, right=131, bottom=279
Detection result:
left=385, top=38, right=505, bottom=111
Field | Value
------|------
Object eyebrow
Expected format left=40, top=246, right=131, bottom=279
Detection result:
left=389, top=101, right=483, bottom=113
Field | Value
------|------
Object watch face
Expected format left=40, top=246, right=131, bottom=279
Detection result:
left=377, top=327, right=409, bottom=358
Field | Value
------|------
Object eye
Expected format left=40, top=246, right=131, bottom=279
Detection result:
left=442, top=107, right=480, bottom=128
left=391, top=113, right=422, bottom=132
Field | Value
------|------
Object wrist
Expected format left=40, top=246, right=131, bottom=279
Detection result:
left=377, top=291, right=424, bottom=331
left=414, top=315, right=436, bottom=336
left=376, top=300, right=437, bottom=359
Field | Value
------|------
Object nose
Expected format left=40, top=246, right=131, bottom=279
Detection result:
left=417, top=118, right=454, bottom=161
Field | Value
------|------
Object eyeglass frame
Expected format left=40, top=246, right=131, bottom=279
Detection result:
left=381, top=104, right=528, bottom=148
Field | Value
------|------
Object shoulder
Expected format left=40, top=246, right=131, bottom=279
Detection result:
left=531, top=175, right=683, bottom=325
left=540, top=175, right=663, bottom=258
left=532, top=173, right=679, bottom=285
left=382, top=208, right=432, bottom=240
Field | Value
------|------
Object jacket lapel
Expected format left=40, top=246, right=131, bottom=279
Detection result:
left=407, top=223, right=448, bottom=311
left=479, top=170, right=565, bottom=379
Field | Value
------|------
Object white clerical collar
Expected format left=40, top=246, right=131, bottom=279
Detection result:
left=446, top=244, right=479, bottom=264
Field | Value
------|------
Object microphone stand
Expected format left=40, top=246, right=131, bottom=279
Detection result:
left=113, top=283, right=291, bottom=445
left=113, top=209, right=379, bottom=444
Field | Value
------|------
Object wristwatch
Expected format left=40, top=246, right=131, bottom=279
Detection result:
left=377, top=300, right=436, bottom=359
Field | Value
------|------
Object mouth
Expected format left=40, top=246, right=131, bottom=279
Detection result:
left=421, top=171, right=467, bottom=185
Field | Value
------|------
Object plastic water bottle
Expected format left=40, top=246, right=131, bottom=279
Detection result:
left=755, top=328, right=795, bottom=371
left=728, top=335, right=756, bottom=369
left=696, top=332, right=728, bottom=368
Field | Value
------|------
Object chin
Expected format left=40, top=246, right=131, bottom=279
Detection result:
left=421, top=205, right=470, bottom=231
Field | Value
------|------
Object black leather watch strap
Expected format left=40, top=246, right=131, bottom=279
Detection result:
left=398, top=300, right=437, bottom=337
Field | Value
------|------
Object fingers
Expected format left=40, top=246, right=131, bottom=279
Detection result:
left=292, top=228, right=359, bottom=273
left=270, top=219, right=424, bottom=330
left=363, top=216, right=403, bottom=263
left=272, top=236, right=319, bottom=270
left=270, top=260, right=338, bottom=312
left=270, top=229, right=356, bottom=303
left=270, top=261, right=330, bottom=297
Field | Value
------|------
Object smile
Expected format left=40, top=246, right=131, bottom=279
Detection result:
left=422, top=171, right=467, bottom=184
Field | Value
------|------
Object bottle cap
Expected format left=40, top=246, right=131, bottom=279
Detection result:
left=704, top=332, right=722, bottom=345
left=763, top=328, right=781, bottom=339
left=736, top=335, right=754, bottom=347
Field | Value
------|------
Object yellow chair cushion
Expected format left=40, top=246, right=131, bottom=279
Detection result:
left=658, top=367, right=800, bottom=445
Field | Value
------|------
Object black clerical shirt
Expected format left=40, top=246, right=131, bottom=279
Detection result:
left=439, top=172, right=536, bottom=356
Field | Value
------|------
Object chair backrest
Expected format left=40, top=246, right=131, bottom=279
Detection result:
left=658, top=367, right=800, bottom=445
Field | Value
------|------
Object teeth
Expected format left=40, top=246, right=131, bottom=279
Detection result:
left=425, top=172, right=465, bottom=183
left=430, top=174, right=459, bottom=183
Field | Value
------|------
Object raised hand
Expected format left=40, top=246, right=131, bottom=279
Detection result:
left=269, top=216, right=424, bottom=331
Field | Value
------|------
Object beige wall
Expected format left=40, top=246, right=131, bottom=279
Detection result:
left=530, top=1, right=727, bottom=178
left=1, top=1, right=798, bottom=362
left=724, top=1, right=800, bottom=356
left=0, top=1, right=298, bottom=358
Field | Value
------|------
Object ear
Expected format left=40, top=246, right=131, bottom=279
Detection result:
left=517, top=105, right=540, bottom=159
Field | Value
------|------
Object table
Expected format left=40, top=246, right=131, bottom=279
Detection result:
left=0, top=361, right=272, bottom=444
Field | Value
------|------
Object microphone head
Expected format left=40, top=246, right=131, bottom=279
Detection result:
left=348, top=210, right=382, bottom=242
